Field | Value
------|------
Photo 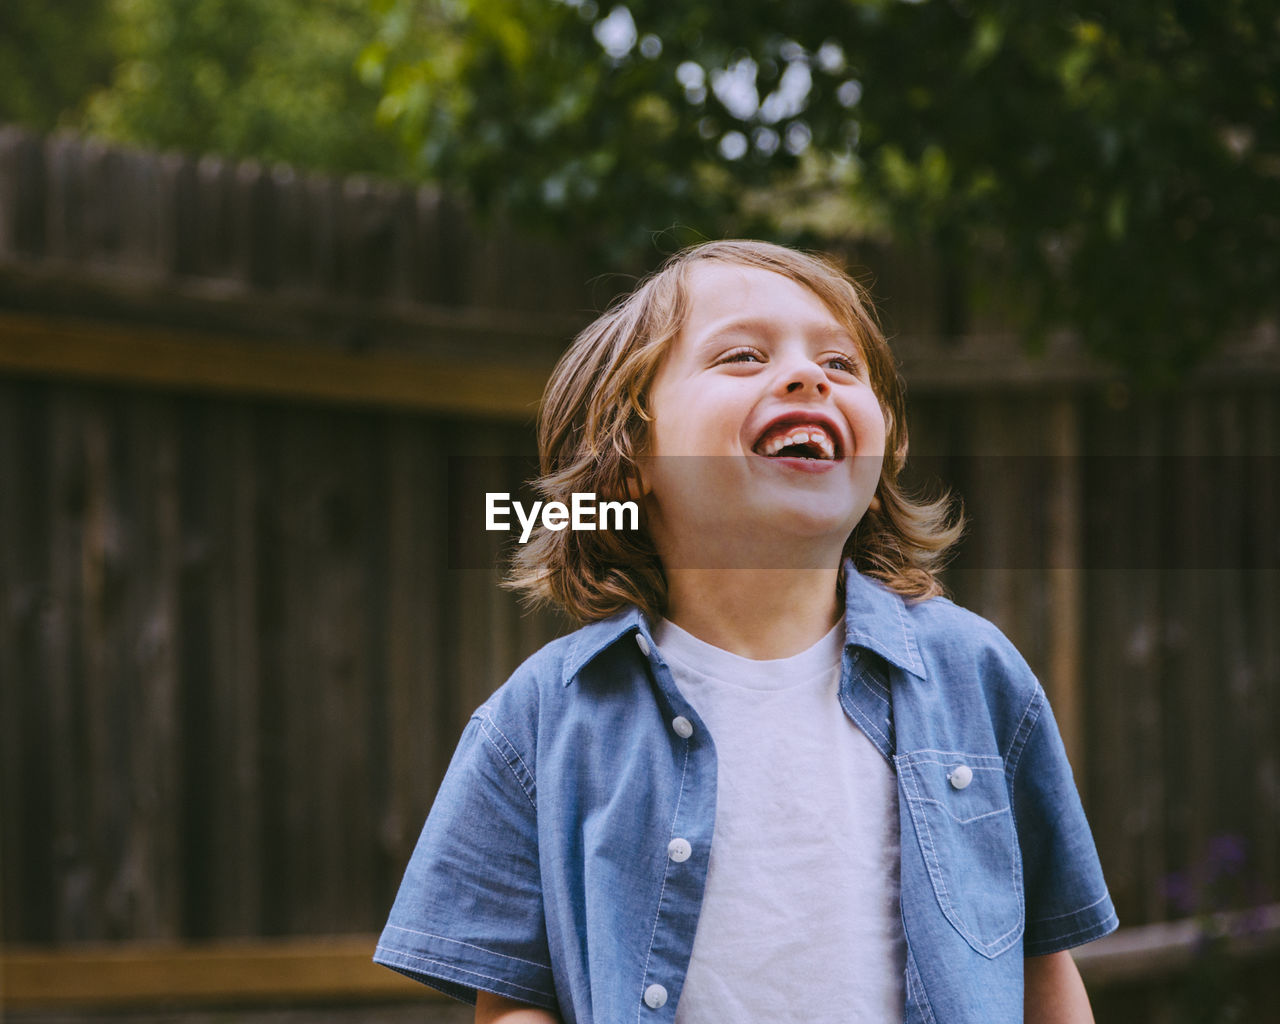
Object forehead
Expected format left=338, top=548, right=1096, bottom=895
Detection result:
left=678, top=261, right=853, bottom=342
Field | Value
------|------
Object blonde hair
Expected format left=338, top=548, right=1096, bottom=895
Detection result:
left=507, top=239, right=963, bottom=623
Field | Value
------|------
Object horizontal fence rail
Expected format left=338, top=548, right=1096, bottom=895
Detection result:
left=5, top=905, right=1278, bottom=1010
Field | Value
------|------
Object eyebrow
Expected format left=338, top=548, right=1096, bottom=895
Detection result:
left=700, top=317, right=861, bottom=350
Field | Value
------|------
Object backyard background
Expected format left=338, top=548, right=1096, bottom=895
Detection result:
left=1, top=2, right=1278, bottom=1022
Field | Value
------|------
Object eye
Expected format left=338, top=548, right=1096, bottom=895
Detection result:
left=823, top=353, right=860, bottom=374
left=718, top=346, right=764, bottom=365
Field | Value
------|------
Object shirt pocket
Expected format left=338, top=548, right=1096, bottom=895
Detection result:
left=896, top=750, right=1024, bottom=958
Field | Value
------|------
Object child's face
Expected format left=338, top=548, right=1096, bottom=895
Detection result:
left=642, top=261, right=887, bottom=567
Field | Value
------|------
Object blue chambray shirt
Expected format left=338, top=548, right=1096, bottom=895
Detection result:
left=374, top=566, right=1118, bottom=1022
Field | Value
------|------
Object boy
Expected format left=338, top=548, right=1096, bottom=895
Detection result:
left=374, top=241, right=1118, bottom=1022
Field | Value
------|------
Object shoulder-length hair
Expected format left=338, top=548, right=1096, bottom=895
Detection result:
left=506, top=239, right=963, bottom=623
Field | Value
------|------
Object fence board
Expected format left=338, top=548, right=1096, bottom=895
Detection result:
left=141, top=397, right=184, bottom=937
left=174, top=399, right=216, bottom=939
left=1044, top=397, right=1084, bottom=770
left=1167, top=397, right=1219, bottom=913
left=0, top=380, right=25, bottom=940
left=207, top=402, right=265, bottom=937
left=45, top=134, right=86, bottom=263
left=1, top=382, right=54, bottom=942
left=1082, top=398, right=1163, bottom=925
left=79, top=392, right=118, bottom=942
left=381, top=417, right=449, bottom=880
left=45, top=388, right=92, bottom=941
left=192, top=156, right=235, bottom=280
left=0, top=127, right=47, bottom=256
left=1248, top=394, right=1280, bottom=885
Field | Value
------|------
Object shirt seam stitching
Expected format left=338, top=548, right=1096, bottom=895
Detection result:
left=893, top=597, right=923, bottom=673
left=842, top=651, right=894, bottom=760
left=1027, top=890, right=1112, bottom=925
left=374, top=944, right=556, bottom=1000
left=847, top=703, right=893, bottom=754
left=475, top=712, right=537, bottom=811
left=864, top=673, right=891, bottom=705
left=1004, top=687, right=1044, bottom=776
left=906, top=950, right=938, bottom=1024
left=1024, top=909, right=1119, bottom=949
left=899, top=756, right=1003, bottom=768
left=380, top=925, right=552, bottom=969
left=899, top=748, right=1005, bottom=760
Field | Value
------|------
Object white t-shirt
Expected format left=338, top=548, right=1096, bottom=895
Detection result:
left=653, top=618, right=906, bottom=1023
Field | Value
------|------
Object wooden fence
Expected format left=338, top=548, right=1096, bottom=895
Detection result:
left=1, top=126, right=1279, bottom=1022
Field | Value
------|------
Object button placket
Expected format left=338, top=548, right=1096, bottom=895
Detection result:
left=639, top=646, right=711, bottom=1021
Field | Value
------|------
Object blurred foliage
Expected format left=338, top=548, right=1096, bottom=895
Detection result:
left=366, top=0, right=1280, bottom=381
left=4, top=0, right=408, bottom=177
left=85, top=0, right=409, bottom=175
left=2, top=0, right=1277, bottom=378
left=0, top=0, right=117, bottom=129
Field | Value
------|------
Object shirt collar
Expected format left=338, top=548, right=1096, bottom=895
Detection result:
left=563, top=606, right=650, bottom=685
left=840, top=562, right=926, bottom=679
left=562, top=562, right=926, bottom=685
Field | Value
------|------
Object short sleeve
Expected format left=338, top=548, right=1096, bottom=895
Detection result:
left=1010, top=689, right=1120, bottom=956
left=373, top=710, right=559, bottom=1011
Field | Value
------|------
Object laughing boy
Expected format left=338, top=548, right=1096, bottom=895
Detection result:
left=375, top=240, right=1117, bottom=1023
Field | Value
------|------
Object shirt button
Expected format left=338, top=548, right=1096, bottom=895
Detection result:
left=672, top=716, right=694, bottom=739
left=667, top=837, right=692, bottom=863
left=949, top=764, right=974, bottom=790
left=644, top=983, right=668, bottom=1008
left=635, top=633, right=651, bottom=657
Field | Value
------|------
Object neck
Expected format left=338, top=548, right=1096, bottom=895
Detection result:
left=661, top=567, right=843, bottom=659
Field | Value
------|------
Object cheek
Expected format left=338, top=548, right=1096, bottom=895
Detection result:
left=854, top=395, right=890, bottom=452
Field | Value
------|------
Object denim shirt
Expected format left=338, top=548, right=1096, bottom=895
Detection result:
left=375, top=567, right=1118, bottom=1023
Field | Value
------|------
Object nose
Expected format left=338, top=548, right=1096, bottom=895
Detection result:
left=778, top=354, right=829, bottom=397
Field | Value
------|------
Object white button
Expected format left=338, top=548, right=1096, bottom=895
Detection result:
left=644, top=983, right=668, bottom=1008
left=667, top=837, right=692, bottom=862
left=635, top=633, right=651, bottom=656
left=949, top=764, right=974, bottom=790
left=672, top=716, right=694, bottom=738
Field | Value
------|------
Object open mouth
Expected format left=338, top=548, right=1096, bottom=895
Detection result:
left=752, top=420, right=841, bottom=461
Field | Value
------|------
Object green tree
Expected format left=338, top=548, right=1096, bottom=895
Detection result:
left=81, top=0, right=407, bottom=177
left=0, top=0, right=116, bottom=129
left=369, top=0, right=1280, bottom=379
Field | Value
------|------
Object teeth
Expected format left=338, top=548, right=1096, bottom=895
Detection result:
left=760, top=425, right=835, bottom=459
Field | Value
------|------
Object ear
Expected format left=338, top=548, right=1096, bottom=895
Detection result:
left=868, top=491, right=882, bottom=514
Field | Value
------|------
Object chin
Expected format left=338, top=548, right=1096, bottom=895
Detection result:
left=743, top=501, right=864, bottom=558
left=753, top=490, right=869, bottom=530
